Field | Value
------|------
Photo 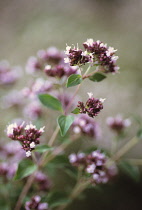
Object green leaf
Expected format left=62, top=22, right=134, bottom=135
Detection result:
left=34, top=145, right=54, bottom=153
left=119, top=161, right=140, bottom=182
left=38, top=94, right=63, bottom=111
left=57, top=115, right=74, bottom=136
left=14, top=159, right=37, bottom=180
left=66, top=74, right=82, bottom=88
left=47, top=191, right=71, bottom=208
left=71, top=107, right=80, bottom=114
left=89, top=72, right=106, bottom=82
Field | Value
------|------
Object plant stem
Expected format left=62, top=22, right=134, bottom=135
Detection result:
left=65, top=64, right=92, bottom=115
left=82, top=68, right=98, bottom=79
left=64, top=84, right=81, bottom=115
left=14, top=172, right=37, bottom=210
left=83, top=65, right=91, bottom=76
left=49, top=126, right=60, bottom=147
left=32, top=152, right=37, bottom=164
left=112, top=136, right=139, bottom=161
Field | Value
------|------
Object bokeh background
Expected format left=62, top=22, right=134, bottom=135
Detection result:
left=0, top=0, right=142, bottom=209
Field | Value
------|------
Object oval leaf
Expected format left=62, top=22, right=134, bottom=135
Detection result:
left=34, top=145, right=54, bottom=153
left=57, top=115, right=74, bottom=136
left=66, top=74, right=82, bottom=88
left=89, top=72, right=106, bottom=82
left=14, top=159, right=37, bottom=180
left=38, top=94, right=63, bottom=111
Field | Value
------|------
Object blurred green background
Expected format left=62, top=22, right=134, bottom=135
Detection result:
left=0, top=0, right=142, bottom=209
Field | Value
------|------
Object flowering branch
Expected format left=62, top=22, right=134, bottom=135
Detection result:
left=3, top=38, right=141, bottom=210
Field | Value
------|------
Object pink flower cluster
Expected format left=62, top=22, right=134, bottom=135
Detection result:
left=0, top=60, right=22, bottom=86
left=22, top=78, right=53, bottom=99
left=72, top=114, right=101, bottom=139
left=77, top=93, right=105, bottom=118
left=64, top=45, right=92, bottom=66
left=26, top=47, right=64, bottom=74
left=106, top=115, right=131, bottom=134
left=44, top=64, right=78, bottom=78
left=69, top=150, right=117, bottom=184
left=65, top=39, right=119, bottom=73
left=6, top=122, right=45, bottom=157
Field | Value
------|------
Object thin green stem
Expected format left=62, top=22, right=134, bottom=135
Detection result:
left=14, top=171, right=37, bottom=210
left=48, top=126, right=60, bottom=147
left=64, top=83, right=81, bottom=115
left=32, top=151, right=38, bottom=164
left=65, top=64, right=92, bottom=115
left=83, top=65, right=91, bottom=76
left=112, top=136, right=139, bottom=161
left=82, top=68, right=98, bottom=79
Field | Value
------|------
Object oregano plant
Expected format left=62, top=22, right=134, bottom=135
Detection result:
left=0, top=38, right=141, bottom=210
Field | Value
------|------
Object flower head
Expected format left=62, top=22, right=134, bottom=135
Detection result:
left=65, top=39, right=119, bottom=73
left=72, top=114, right=101, bottom=138
left=69, top=150, right=117, bottom=185
left=6, top=122, right=45, bottom=157
left=106, top=115, right=131, bottom=134
left=64, top=44, right=92, bottom=66
left=77, top=94, right=104, bottom=118
left=44, top=64, right=79, bottom=78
